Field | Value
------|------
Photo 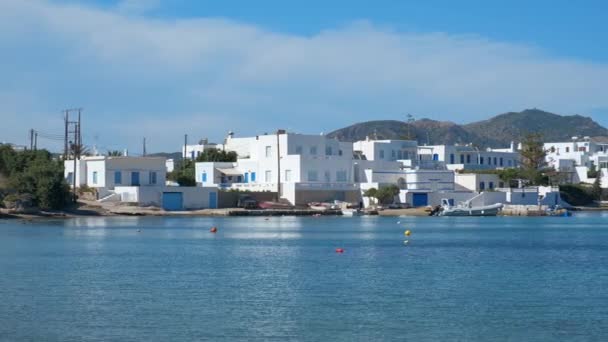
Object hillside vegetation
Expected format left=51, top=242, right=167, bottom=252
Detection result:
left=327, top=109, right=608, bottom=148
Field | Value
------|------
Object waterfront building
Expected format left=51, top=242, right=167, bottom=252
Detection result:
left=64, top=156, right=217, bottom=210
left=195, top=131, right=362, bottom=205
left=544, top=137, right=608, bottom=187
left=417, top=143, right=520, bottom=171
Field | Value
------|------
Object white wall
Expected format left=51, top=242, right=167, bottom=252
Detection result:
left=114, top=185, right=217, bottom=209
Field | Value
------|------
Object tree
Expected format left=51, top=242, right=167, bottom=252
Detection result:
left=363, top=188, right=378, bottom=206
left=167, top=159, right=196, bottom=186
left=588, top=163, right=599, bottom=178
left=0, top=145, right=71, bottom=210
left=519, top=133, right=548, bottom=186
left=592, top=176, right=602, bottom=201
left=107, top=150, right=123, bottom=156
left=195, top=149, right=237, bottom=162
left=375, top=185, right=401, bottom=204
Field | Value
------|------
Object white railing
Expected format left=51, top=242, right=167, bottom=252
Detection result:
left=295, top=182, right=359, bottom=190
left=229, top=183, right=278, bottom=191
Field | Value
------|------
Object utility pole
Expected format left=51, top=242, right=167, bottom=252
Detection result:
left=64, top=110, right=69, bottom=159
left=29, top=129, right=34, bottom=150
left=34, top=132, right=38, bottom=151
left=143, top=137, right=147, bottom=156
left=63, top=108, right=83, bottom=202
left=276, top=129, right=283, bottom=202
left=183, top=134, right=188, bottom=169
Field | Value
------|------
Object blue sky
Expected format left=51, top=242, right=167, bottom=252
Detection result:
left=2, top=0, right=608, bottom=153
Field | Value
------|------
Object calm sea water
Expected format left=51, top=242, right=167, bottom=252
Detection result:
left=1, top=213, right=608, bottom=341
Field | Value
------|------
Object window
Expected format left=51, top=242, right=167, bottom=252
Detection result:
left=392, top=150, right=396, bottom=158
left=398, top=150, right=403, bottom=159
left=92, top=171, right=98, bottom=184
left=433, top=154, right=439, bottom=161
left=336, top=170, right=347, bottom=182
left=202, top=172, right=207, bottom=182
left=284, top=170, right=292, bottom=182
left=310, top=146, right=318, bottom=155
left=499, top=158, right=503, bottom=167
left=150, top=171, right=157, bottom=185
left=379, top=150, right=385, bottom=159
left=508, top=160, right=512, bottom=167
left=265, top=146, right=272, bottom=158
left=466, top=154, right=471, bottom=164
left=489, top=182, right=494, bottom=189
left=307, top=170, right=318, bottom=181
left=338, top=150, right=343, bottom=156
left=325, top=146, right=332, bottom=156
left=324, top=170, right=331, bottom=182
left=579, top=147, right=586, bottom=152
left=450, top=154, right=455, bottom=164
left=114, top=171, right=122, bottom=184
left=499, top=182, right=505, bottom=188
left=479, top=181, right=485, bottom=190
left=493, top=157, right=497, bottom=165
left=67, top=172, right=74, bottom=185
left=265, top=170, right=272, bottom=182
left=237, top=176, right=242, bottom=182
left=480, top=157, right=484, bottom=165
left=566, top=147, right=570, bottom=153
left=295, top=145, right=303, bottom=154
left=251, top=172, right=256, bottom=182
left=460, top=154, right=465, bottom=163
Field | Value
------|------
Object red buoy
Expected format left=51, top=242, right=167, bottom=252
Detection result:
left=335, top=248, right=344, bottom=253
left=210, top=227, right=218, bottom=233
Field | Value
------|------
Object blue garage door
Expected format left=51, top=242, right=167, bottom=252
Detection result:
left=412, top=193, right=428, bottom=207
left=162, top=192, right=183, bottom=211
left=209, top=192, right=217, bottom=209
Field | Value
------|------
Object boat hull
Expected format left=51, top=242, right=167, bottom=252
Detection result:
left=438, top=203, right=503, bottom=217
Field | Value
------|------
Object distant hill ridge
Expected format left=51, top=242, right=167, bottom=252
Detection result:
left=327, top=109, right=608, bottom=148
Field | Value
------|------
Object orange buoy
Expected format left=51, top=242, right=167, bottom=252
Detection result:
left=335, top=248, right=344, bottom=253
left=210, top=227, right=218, bottom=233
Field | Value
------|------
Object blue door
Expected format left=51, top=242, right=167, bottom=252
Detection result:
left=162, top=192, right=183, bottom=211
left=209, top=192, right=217, bottom=209
left=131, top=172, right=140, bottom=186
left=412, top=193, right=428, bottom=207
left=244, top=173, right=249, bottom=183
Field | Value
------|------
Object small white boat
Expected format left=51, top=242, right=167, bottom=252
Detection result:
left=437, top=198, right=503, bottom=217
left=342, top=209, right=363, bottom=216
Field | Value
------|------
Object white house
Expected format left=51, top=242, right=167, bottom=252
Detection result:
left=544, top=137, right=608, bottom=188
left=65, top=156, right=166, bottom=191
left=353, top=138, right=418, bottom=165
left=183, top=138, right=222, bottom=160
left=65, top=156, right=217, bottom=210
left=195, top=131, right=361, bottom=206
left=417, top=144, right=520, bottom=171
left=454, top=173, right=504, bottom=192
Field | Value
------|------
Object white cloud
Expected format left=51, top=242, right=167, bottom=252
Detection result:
left=115, top=0, right=161, bottom=14
left=0, top=0, right=607, bottom=152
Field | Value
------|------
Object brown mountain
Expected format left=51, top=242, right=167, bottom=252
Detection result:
left=327, top=109, right=608, bottom=148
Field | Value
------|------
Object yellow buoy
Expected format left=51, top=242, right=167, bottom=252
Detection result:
left=404, top=230, right=411, bottom=236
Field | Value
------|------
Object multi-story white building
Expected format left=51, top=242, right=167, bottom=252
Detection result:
left=417, top=143, right=519, bottom=171
left=544, top=137, right=608, bottom=187
left=353, top=138, right=418, bottom=166
left=195, top=131, right=362, bottom=205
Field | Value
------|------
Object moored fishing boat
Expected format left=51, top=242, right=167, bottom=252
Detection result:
left=436, top=198, right=503, bottom=217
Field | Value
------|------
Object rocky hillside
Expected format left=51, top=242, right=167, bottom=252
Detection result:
left=327, top=109, right=608, bottom=147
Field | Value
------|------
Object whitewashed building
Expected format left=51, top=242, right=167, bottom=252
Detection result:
left=195, top=131, right=361, bottom=205
left=417, top=143, right=520, bottom=171
left=65, top=156, right=218, bottom=210
left=183, top=138, right=222, bottom=160
left=544, top=137, right=608, bottom=187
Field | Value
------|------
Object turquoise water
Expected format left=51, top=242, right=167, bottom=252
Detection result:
left=1, top=213, right=608, bottom=341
